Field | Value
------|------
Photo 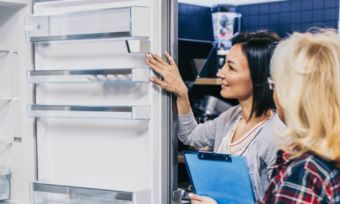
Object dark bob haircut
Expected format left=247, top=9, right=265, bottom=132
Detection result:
left=231, top=31, right=280, bottom=119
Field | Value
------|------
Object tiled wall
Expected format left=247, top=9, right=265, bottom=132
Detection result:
left=178, top=3, right=214, bottom=41
left=179, top=0, right=339, bottom=39
left=178, top=3, right=215, bottom=81
left=178, top=0, right=340, bottom=80
left=237, top=0, right=339, bottom=36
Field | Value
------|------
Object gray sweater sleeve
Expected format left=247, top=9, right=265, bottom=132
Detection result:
left=177, top=106, right=240, bottom=148
left=177, top=111, right=216, bottom=148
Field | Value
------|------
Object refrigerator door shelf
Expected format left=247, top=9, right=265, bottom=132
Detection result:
left=28, top=104, right=151, bottom=120
left=31, top=182, right=151, bottom=204
left=26, top=7, right=150, bottom=42
left=0, top=168, right=10, bottom=201
left=0, top=0, right=26, bottom=7
left=33, top=0, right=71, bottom=3
left=0, top=50, right=10, bottom=59
left=34, top=39, right=150, bottom=55
left=27, top=68, right=151, bottom=84
left=0, top=98, right=19, bottom=110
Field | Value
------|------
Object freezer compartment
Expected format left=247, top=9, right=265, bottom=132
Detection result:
left=27, top=68, right=150, bottom=84
left=31, top=182, right=150, bottom=204
left=28, top=104, right=151, bottom=120
left=26, top=7, right=150, bottom=42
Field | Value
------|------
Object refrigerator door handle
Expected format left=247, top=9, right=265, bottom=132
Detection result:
left=172, top=189, right=183, bottom=204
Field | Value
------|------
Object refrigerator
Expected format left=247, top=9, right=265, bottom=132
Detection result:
left=0, top=0, right=179, bottom=203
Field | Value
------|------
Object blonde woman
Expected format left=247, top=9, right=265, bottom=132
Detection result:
left=261, top=29, right=340, bottom=203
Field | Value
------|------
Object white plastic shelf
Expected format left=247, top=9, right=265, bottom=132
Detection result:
left=34, top=0, right=63, bottom=2
left=27, top=68, right=150, bottom=84
left=28, top=104, right=151, bottom=120
left=0, top=50, right=9, bottom=58
left=0, top=98, right=18, bottom=110
left=0, top=0, right=26, bottom=7
left=31, top=182, right=150, bottom=204
left=26, top=7, right=150, bottom=42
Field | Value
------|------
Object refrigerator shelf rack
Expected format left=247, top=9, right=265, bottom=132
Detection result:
left=31, top=182, right=150, bottom=204
left=27, top=68, right=150, bottom=84
left=26, top=7, right=150, bottom=42
left=28, top=104, right=151, bottom=120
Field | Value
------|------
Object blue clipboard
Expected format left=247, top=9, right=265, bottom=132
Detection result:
left=184, top=151, right=255, bottom=204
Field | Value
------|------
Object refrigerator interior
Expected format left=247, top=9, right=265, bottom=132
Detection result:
left=0, top=0, right=177, bottom=203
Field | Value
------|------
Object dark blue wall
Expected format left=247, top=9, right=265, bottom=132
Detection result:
left=237, top=0, right=339, bottom=36
left=179, top=0, right=339, bottom=39
left=178, top=0, right=340, bottom=81
left=178, top=3, right=214, bottom=41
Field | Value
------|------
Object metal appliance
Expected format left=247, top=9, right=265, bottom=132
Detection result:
left=211, top=5, right=242, bottom=68
left=0, top=0, right=179, bottom=203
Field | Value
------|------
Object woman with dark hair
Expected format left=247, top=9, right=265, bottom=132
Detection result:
left=145, top=31, right=285, bottom=202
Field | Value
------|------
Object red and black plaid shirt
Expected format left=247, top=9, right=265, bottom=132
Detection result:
left=260, top=150, right=340, bottom=204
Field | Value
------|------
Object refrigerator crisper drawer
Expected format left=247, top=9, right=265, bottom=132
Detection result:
left=31, top=182, right=150, bottom=204
left=26, top=7, right=150, bottom=42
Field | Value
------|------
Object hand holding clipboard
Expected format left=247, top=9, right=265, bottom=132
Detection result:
left=184, top=151, right=255, bottom=204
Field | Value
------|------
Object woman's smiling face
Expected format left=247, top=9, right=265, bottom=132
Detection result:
left=216, top=44, right=253, bottom=101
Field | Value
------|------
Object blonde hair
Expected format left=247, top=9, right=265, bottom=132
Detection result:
left=271, top=29, right=340, bottom=165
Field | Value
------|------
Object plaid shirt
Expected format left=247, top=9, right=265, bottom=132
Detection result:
left=260, top=150, right=340, bottom=204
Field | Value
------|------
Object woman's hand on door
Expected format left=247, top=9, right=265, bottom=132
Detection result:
left=189, top=193, right=218, bottom=204
left=145, top=51, right=187, bottom=98
left=145, top=51, right=191, bottom=114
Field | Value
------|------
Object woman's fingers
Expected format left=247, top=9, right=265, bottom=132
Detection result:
left=151, top=53, right=167, bottom=65
left=188, top=194, right=217, bottom=204
left=188, top=193, right=203, bottom=201
left=146, top=58, right=165, bottom=75
left=145, top=54, right=160, bottom=66
left=149, top=77, right=167, bottom=89
left=146, top=53, right=167, bottom=67
left=145, top=53, right=169, bottom=74
left=145, top=52, right=185, bottom=95
left=164, top=51, right=176, bottom=65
